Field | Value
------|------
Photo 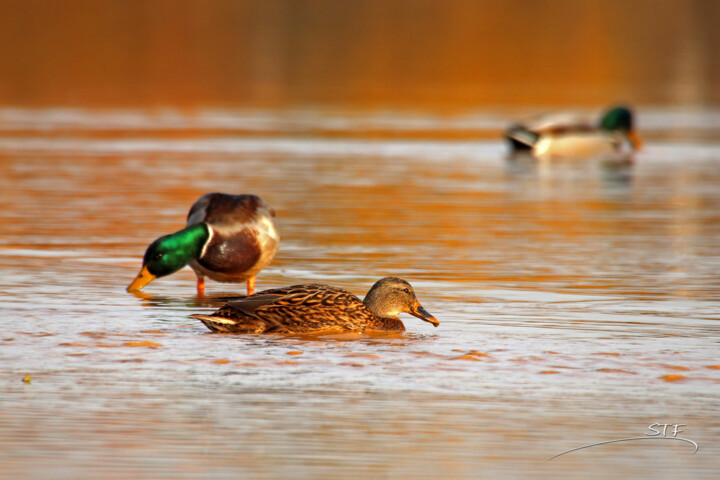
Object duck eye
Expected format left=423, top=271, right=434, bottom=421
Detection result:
left=154, top=252, right=164, bottom=261
left=402, top=288, right=410, bottom=294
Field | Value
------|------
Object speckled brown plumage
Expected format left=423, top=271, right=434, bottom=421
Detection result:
left=190, top=277, right=438, bottom=334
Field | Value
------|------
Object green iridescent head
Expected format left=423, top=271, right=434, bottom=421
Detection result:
left=127, top=223, right=210, bottom=292
left=600, top=106, right=633, bottom=132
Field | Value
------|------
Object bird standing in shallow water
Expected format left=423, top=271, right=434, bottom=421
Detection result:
left=127, top=193, right=279, bottom=296
left=190, top=277, right=438, bottom=334
left=505, top=106, right=642, bottom=159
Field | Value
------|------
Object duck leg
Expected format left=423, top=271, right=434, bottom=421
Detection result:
left=246, top=276, right=256, bottom=295
left=196, top=276, right=206, bottom=296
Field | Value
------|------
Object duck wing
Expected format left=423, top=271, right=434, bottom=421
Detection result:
left=524, top=113, right=593, bottom=135
left=228, top=284, right=372, bottom=332
left=225, top=294, right=286, bottom=316
left=187, top=193, right=273, bottom=227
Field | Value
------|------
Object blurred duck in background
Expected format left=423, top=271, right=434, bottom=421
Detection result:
left=505, top=105, right=642, bottom=160
left=127, top=193, right=279, bottom=296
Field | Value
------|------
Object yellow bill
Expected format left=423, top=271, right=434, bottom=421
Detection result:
left=628, top=129, right=643, bottom=151
left=127, top=265, right=157, bottom=292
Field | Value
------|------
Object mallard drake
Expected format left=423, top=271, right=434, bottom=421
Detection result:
left=505, top=106, right=642, bottom=159
left=127, top=193, right=279, bottom=296
left=190, top=277, right=438, bottom=334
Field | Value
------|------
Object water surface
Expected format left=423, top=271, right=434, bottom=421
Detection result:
left=1, top=108, right=719, bottom=479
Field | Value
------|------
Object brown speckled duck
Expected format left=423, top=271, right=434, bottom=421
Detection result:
left=190, top=277, right=438, bottom=334
left=127, top=193, right=279, bottom=296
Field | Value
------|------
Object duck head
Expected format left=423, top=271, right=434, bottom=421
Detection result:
left=127, top=223, right=210, bottom=292
left=363, top=277, right=439, bottom=327
left=601, top=106, right=642, bottom=150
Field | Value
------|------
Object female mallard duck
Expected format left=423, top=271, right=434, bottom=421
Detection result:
left=190, top=277, right=438, bottom=334
left=505, top=106, right=642, bottom=159
left=127, top=193, right=279, bottom=296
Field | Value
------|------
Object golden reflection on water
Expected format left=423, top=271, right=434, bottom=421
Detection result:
left=1, top=116, right=720, bottom=479
left=1, top=1, right=719, bottom=108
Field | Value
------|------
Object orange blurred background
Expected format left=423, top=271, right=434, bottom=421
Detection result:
left=1, top=0, right=718, bottom=110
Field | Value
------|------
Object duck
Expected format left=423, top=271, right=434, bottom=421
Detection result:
left=190, top=277, right=438, bottom=334
left=127, top=193, right=279, bottom=296
left=505, top=105, right=642, bottom=159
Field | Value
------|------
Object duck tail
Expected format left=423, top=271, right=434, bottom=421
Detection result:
left=190, top=314, right=234, bottom=333
left=190, top=314, right=269, bottom=334
left=505, top=124, right=539, bottom=150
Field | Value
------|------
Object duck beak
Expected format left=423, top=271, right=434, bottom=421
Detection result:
left=127, top=265, right=156, bottom=292
left=628, top=129, right=643, bottom=151
left=409, top=303, right=439, bottom=327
